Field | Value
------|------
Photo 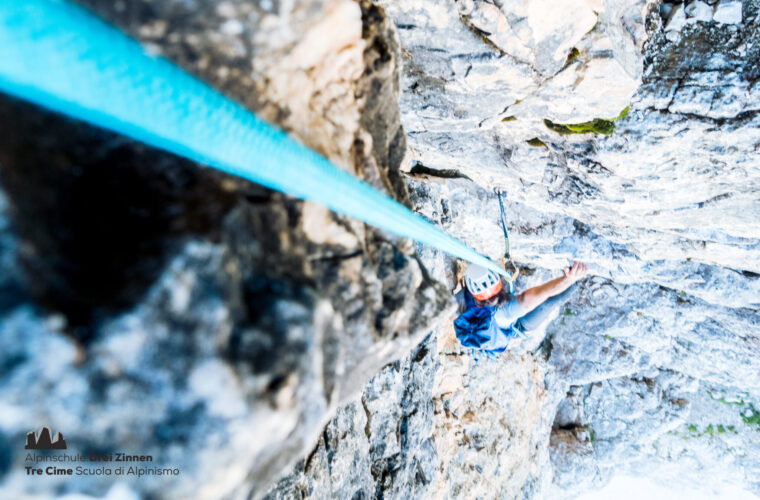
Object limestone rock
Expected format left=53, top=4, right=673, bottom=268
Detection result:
left=264, top=334, right=440, bottom=499
left=685, top=0, right=714, bottom=21
left=548, top=427, right=601, bottom=495
left=370, top=0, right=760, bottom=496
left=665, top=3, right=687, bottom=31
left=266, top=322, right=562, bottom=499
left=0, top=1, right=449, bottom=498
left=713, top=0, right=744, bottom=23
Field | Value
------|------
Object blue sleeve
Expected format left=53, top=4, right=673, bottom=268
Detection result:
left=504, top=295, right=522, bottom=317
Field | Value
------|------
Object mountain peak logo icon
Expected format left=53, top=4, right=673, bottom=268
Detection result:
left=25, top=426, right=67, bottom=450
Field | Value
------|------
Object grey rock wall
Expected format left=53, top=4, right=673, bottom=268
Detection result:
left=266, top=316, right=561, bottom=499
left=396, top=0, right=760, bottom=497
left=264, top=334, right=439, bottom=500
left=0, top=1, right=450, bottom=499
left=272, top=0, right=760, bottom=498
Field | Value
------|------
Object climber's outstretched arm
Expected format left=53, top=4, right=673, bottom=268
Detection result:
left=517, top=262, right=587, bottom=314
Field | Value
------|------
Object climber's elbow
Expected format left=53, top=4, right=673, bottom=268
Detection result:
left=517, top=289, right=542, bottom=315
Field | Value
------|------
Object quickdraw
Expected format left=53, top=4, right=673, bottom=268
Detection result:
left=494, top=188, right=520, bottom=294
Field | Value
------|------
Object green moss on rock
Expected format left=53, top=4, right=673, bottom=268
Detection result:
left=741, top=404, right=760, bottom=429
left=685, top=422, right=739, bottom=438
left=587, top=425, right=597, bottom=447
left=544, top=107, right=630, bottom=136
left=564, top=47, right=581, bottom=66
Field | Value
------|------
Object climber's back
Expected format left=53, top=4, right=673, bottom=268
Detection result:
left=453, top=264, right=522, bottom=355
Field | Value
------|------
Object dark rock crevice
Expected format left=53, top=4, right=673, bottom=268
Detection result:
left=0, top=96, right=241, bottom=338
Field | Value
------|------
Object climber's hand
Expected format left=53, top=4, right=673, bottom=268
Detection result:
left=563, top=261, right=588, bottom=283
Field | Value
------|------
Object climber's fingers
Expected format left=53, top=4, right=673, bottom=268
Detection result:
left=564, top=261, right=588, bottom=282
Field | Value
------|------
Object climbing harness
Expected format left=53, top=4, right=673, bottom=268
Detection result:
left=0, top=0, right=508, bottom=278
left=494, top=189, right=520, bottom=293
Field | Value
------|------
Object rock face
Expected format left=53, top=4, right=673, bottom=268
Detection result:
left=401, top=0, right=760, bottom=497
left=375, top=0, right=654, bottom=175
left=1, top=0, right=760, bottom=499
left=265, top=325, right=559, bottom=499
left=0, top=1, right=450, bottom=498
left=272, top=0, right=760, bottom=498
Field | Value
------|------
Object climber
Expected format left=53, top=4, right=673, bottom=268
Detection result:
left=453, top=261, right=588, bottom=355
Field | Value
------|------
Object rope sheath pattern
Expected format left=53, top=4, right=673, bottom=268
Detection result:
left=0, top=0, right=507, bottom=277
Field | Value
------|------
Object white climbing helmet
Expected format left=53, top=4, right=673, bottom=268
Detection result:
left=464, top=263, right=502, bottom=301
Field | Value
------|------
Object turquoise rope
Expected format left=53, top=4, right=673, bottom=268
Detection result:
left=0, top=0, right=506, bottom=277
